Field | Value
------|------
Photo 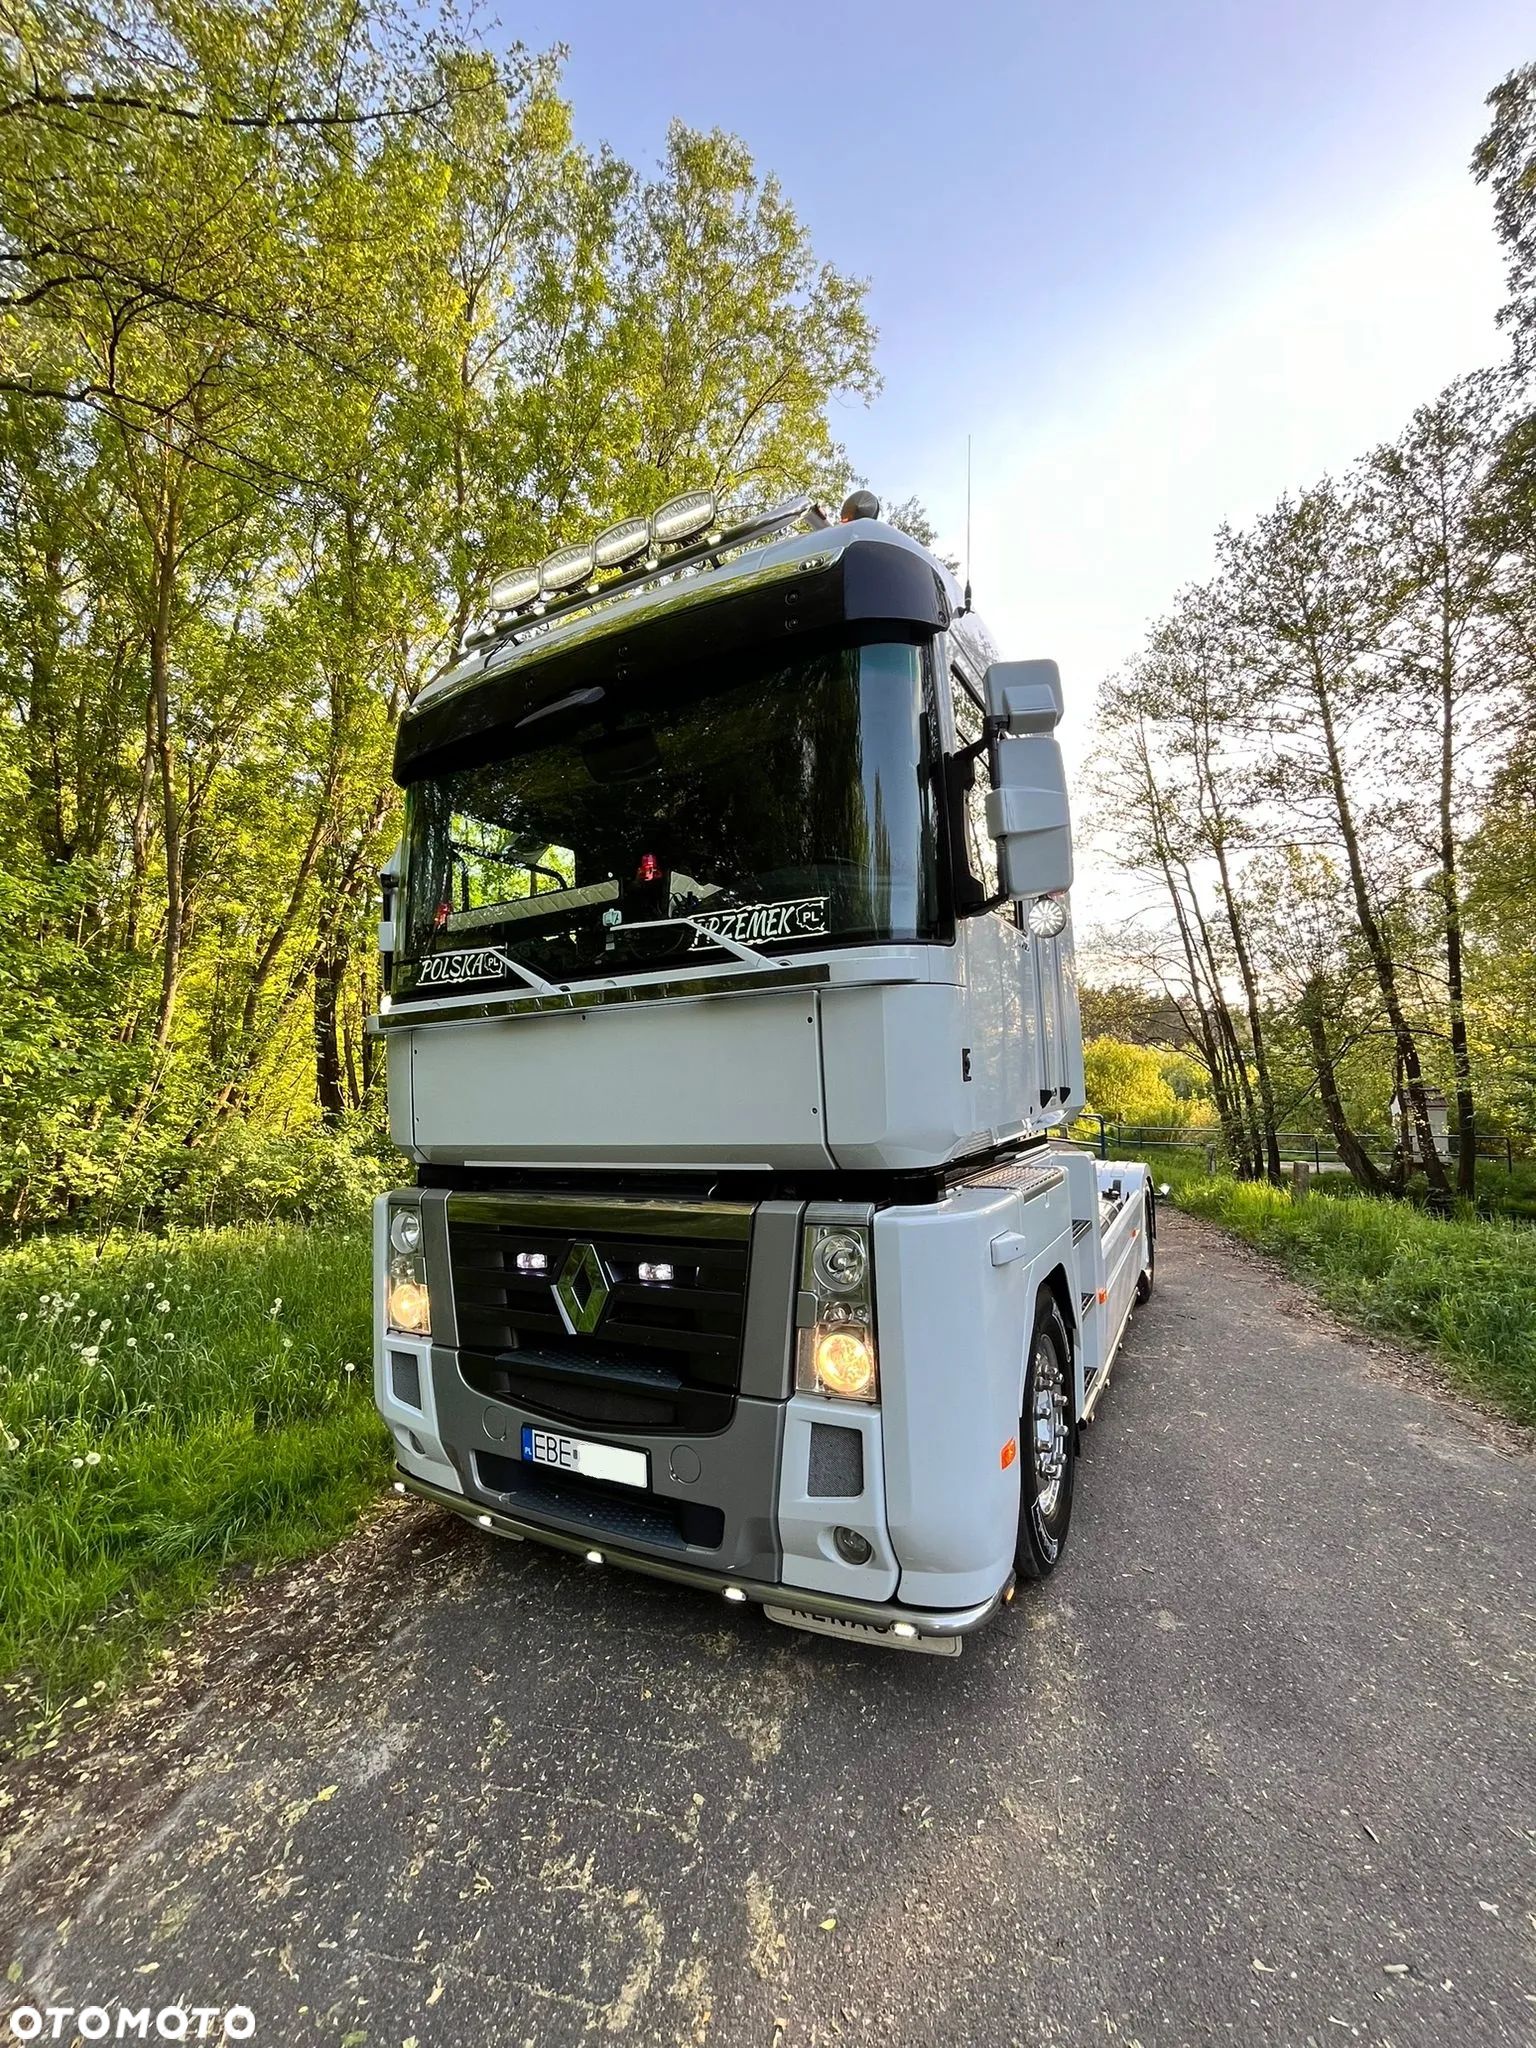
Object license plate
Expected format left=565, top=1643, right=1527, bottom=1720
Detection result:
left=520, top=1426, right=649, bottom=1491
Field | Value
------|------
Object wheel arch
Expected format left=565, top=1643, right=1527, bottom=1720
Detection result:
left=1036, top=1261, right=1081, bottom=1418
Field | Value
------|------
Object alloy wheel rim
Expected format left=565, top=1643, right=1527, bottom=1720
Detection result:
left=1032, top=1343, right=1068, bottom=1519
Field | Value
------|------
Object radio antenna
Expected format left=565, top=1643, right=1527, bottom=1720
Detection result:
left=962, top=432, right=973, bottom=616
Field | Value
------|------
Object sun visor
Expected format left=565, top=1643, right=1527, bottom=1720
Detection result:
left=394, top=539, right=949, bottom=783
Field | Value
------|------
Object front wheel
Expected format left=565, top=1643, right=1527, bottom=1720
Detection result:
left=1014, top=1290, right=1075, bottom=1580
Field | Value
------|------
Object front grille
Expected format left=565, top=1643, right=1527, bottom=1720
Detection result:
left=448, top=1197, right=752, bottom=1435
left=476, top=1449, right=726, bottom=1552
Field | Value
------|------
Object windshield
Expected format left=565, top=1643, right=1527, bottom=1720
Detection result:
left=394, top=639, right=939, bottom=996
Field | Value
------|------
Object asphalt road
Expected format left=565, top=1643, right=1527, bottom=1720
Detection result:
left=3, top=1211, right=1532, bottom=2048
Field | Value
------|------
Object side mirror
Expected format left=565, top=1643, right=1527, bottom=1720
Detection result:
left=378, top=843, right=402, bottom=957
left=984, top=658, right=1063, bottom=735
left=984, top=736, right=1073, bottom=896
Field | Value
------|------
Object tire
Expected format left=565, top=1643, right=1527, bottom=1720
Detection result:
left=1135, top=1190, right=1156, bottom=1303
left=1014, top=1289, right=1075, bottom=1580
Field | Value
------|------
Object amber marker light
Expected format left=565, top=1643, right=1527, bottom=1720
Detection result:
left=1000, top=1437, right=1018, bottom=1470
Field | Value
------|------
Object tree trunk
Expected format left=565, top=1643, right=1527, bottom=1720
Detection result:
left=314, top=932, right=348, bottom=1121
left=1308, top=653, right=1451, bottom=1200
left=1298, top=983, right=1387, bottom=1193
left=1209, top=830, right=1283, bottom=1182
left=149, top=494, right=184, bottom=1049
left=1436, top=616, right=1476, bottom=1198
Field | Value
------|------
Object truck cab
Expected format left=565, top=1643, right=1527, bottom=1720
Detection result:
left=372, top=490, right=1152, bottom=1654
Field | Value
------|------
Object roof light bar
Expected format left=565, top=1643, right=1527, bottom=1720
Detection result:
left=466, top=487, right=812, bottom=653
left=651, top=488, right=717, bottom=547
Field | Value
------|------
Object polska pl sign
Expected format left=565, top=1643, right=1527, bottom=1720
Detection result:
left=688, top=896, right=828, bottom=949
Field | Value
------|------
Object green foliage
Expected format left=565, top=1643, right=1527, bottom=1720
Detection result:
left=0, top=1221, right=387, bottom=1726
left=1151, top=1155, right=1536, bottom=1426
left=1083, top=1035, right=1211, bottom=1127
left=0, top=0, right=878, bottom=1224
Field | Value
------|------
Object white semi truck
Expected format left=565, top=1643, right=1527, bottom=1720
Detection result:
left=371, top=489, right=1153, bottom=1655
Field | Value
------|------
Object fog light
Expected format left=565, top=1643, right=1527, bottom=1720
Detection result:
left=638, top=1260, right=675, bottom=1283
left=387, top=1270, right=431, bottom=1335
left=585, top=1549, right=604, bottom=1565
left=891, top=1621, right=919, bottom=1640
left=813, top=1326, right=876, bottom=1401
left=515, top=1251, right=549, bottom=1275
left=833, top=1525, right=873, bottom=1566
left=476, top=1513, right=492, bottom=1529
left=723, top=1585, right=747, bottom=1603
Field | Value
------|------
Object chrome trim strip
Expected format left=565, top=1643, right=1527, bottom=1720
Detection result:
left=371, top=960, right=832, bottom=1033
left=446, top=1190, right=754, bottom=1241
left=396, top=1467, right=1010, bottom=1639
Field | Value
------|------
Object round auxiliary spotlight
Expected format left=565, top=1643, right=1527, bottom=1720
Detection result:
left=1027, top=894, right=1069, bottom=939
left=592, top=516, right=651, bottom=571
left=540, top=541, right=596, bottom=593
left=839, top=490, right=881, bottom=522
left=651, top=489, right=718, bottom=547
left=488, top=565, right=540, bottom=612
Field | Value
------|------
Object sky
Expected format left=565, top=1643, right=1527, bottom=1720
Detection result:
left=515, top=0, right=1530, bottom=901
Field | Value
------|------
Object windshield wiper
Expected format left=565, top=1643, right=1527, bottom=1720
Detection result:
left=602, top=911, right=779, bottom=971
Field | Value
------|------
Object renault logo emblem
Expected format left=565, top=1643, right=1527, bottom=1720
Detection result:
left=554, top=1242, right=611, bottom=1335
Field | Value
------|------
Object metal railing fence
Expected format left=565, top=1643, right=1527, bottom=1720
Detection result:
left=1070, top=1116, right=1532, bottom=1174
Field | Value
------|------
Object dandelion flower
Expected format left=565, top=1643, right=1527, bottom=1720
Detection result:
left=80, top=1345, right=100, bottom=1364
left=156, top=1299, right=170, bottom=1314
left=84, top=1450, right=101, bottom=1466
left=16, top=1311, right=26, bottom=1324
left=125, top=1336, right=138, bottom=1349
left=71, top=1456, right=84, bottom=1469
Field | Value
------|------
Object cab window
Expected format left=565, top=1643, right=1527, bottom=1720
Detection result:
left=951, top=667, right=999, bottom=898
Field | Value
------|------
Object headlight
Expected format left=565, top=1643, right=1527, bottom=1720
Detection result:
left=797, top=1221, right=877, bottom=1402
left=812, top=1230, right=867, bottom=1293
left=385, top=1201, right=431, bottom=1335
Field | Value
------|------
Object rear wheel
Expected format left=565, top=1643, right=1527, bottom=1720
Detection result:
left=1135, top=1190, right=1156, bottom=1303
left=1014, top=1290, right=1075, bottom=1580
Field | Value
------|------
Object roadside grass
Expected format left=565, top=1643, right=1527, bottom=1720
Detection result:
left=1142, top=1152, right=1536, bottom=1426
left=0, top=1222, right=388, bottom=1729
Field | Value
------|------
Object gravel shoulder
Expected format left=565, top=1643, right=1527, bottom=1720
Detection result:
left=2, top=1209, right=1532, bottom=2048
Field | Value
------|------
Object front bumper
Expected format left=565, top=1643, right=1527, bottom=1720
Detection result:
left=393, top=1465, right=1012, bottom=1655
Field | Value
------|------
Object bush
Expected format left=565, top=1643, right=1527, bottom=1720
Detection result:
left=158, top=1112, right=405, bottom=1229
left=1082, top=1035, right=1212, bottom=1128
